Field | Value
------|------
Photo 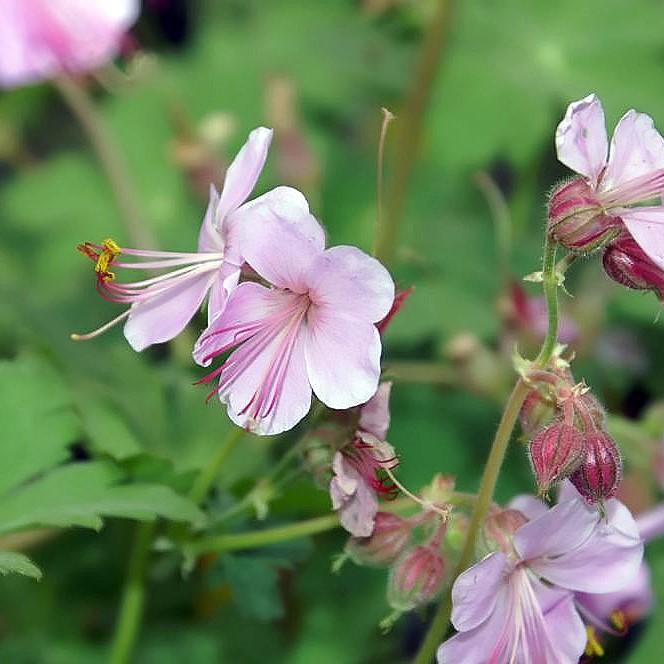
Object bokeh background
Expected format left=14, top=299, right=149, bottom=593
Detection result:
left=2, top=0, right=664, bottom=661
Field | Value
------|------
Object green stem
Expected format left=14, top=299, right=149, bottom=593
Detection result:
left=374, top=0, right=453, bottom=264
left=188, top=428, right=245, bottom=505
left=412, top=238, right=560, bottom=664
left=53, top=75, right=156, bottom=249
left=109, top=521, right=156, bottom=664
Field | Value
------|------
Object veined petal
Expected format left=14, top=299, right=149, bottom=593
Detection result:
left=305, top=310, right=382, bottom=410
left=450, top=552, right=508, bottom=631
left=621, top=206, right=664, bottom=271
left=215, top=127, right=273, bottom=223
left=555, top=94, right=608, bottom=188
left=222, top=320, right=311, bottom=436
left=124, top=270, right=216, bottom=351
left=307, top=246, right=395, bottom=323
left=514, top=496, right=598, bottom=561
left=237, top=187, right=325, bottom=292
left=197, top=185, right=223, bottom=253
left=602, top=109, right=664, bottom=192
left=358, top=381, right=392, bottom=440
left=194, top=282, right=287, bottom=367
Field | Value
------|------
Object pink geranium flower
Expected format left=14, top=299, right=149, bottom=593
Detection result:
left=194, top=194, right=395, bottom=436
left=0, top=0, right=140, bottom=88
left=330, top=382, right=398, bottom=536
left=554, top=93, right=664, bottom=265
left=75, top=127, right=273, bottom=351
left=438, top=485, right=643, bottom=664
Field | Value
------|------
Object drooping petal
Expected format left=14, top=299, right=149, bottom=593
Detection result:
left=330, top=453, right=378, bottom=537
left=620, top=206, right=664, bottom=270
left=450, top=552, right=508, bottom=631
left=358, top=381, right=392, bottom=440
left=215, top=127, right=273, bottom=223
left=222, top=320, right=312, bottom=436
left=124, top=270, right=216, bottom=351
left=0, top=0, right=139, bottom=88
left=602, top=109, right=664, bottom=191
left=193, top=282, right=285, bottom=367
left=529, top=499, right=643, bottom=593
left=513, top=496, right=598, bottom=561
left=305, top=310, right=382, bottom=410
left=555, top=94, right=608, bottom=187
left=237, top=187, right=325, bottom=293
left=197, top=185, right=223, bottom=253
left=307, top=246, right=395, bottom=323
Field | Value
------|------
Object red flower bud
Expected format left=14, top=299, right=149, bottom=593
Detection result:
left=570, top=431, right=622, bottom=503
left=387, top=543, right=446, bottom=611
left=548, top=178, right=621, bottom=253
left=603, top=232, right=664, bottom=299
left=529, top=422, right=585, bottom=494
left=345, top=512, right=411, bottom=567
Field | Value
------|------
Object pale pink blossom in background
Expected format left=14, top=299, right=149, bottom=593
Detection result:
left=555, top=93, right=664, bottom=267
left=76, top=127, right=273, bottom=350
left=437, top=484, right=643, bottom=664
left=194, top=195, right=395, bottom=435
left=330, top=383, right=398, bottom=536
left=0, top=0, right=140, bottom=88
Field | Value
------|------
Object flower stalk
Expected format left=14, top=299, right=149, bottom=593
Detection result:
left=412, top=237, right=560, bottom=664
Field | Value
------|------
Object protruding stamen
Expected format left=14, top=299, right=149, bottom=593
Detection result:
left=70, top=309, right=130, bottom=341
left=584, top=626, right=605, bottom=657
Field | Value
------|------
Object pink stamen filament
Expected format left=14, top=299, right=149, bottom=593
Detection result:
left=70, top=309, right=131, bottom=341
left=600, top=169, right=664, bottom=209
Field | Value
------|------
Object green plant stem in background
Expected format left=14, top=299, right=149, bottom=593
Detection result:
left=412, top=238, right=560, bottom=664
left=109, top=521, right=156, bottom=664
left=53, top=75, right=156, bottom=249
left=188, top=427, right=245, bottom=505
left=374, top=0, right=453, bottom=265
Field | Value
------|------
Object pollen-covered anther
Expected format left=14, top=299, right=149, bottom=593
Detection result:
left=584, top=625, right=605, bottom=657
left=94, top=238, right=122, bottom=277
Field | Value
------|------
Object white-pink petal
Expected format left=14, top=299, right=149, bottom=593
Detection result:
left=358, top=381, right=392, bottom=440
left=197, top=186, right=223, bottom=254
left=215, top=127, right=273, bottom=224
left=238, top=188, right=325, bottom=293
left=307, top=246, right=395, bottom=323
left=555, top=94, right=608, bottom=187
left=305, top=310, right=382, bottom=410
left=124, top=270, right=217, bottom=352
left=621, top=205, right=664, bottom=271
left=330, top=453, right=378, bottom=537
left=0, top=0, right=139, bottom=88
left=602, top=109, right=664, bottom=192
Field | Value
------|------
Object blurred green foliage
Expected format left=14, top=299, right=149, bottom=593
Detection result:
left=1, top=0, right=664, bottom=662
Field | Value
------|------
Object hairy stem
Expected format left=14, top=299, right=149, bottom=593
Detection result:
left=374, top=0, right=453, bottom=264
left=412, top=238, right=560, bottom=664
left=53, top=75, right=156, bottom=249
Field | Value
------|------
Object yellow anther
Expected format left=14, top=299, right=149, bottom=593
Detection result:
left=610, top=609, right=627, bottom=632
left=584, top=626, right=605, bottom=657
left=95, top=238, right=121, bottom=279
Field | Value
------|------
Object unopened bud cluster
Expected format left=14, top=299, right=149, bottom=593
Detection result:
left=521, top=367, right=622, bottom=503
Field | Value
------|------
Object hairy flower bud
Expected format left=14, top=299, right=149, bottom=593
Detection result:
left=520, top=390, right=556, bottom=438
left=548, top=178, right=621, bottom=253
left=570, top=431, right=623, bottom=503
left=345, top=512, right=412, bottom=568
left=387, top=543, right=446, bottom=611
left=603, top=232, right=664, bottom=299
left=529, top=423, right=585, bottom=495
